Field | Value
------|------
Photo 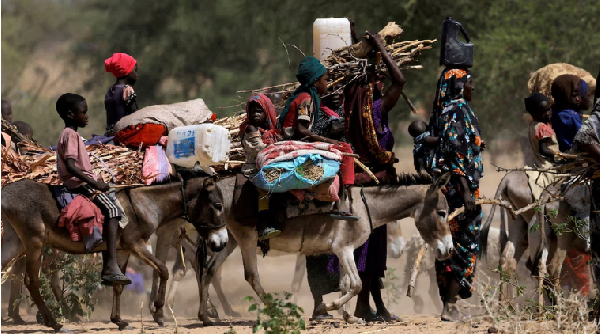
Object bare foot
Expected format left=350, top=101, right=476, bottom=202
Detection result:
left=440, top=302, right=461, bottom=322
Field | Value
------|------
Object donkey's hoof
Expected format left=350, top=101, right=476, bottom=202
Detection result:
left=153, top=316, right=165, bottom=327
left=226, top=310, right=242, bottom=318
left=116, top=321, right=130, bottom=330
left=8, top=314, right=25, bottom=325
left=119, top=325, right=133, bottom=331
left=55, top=327, right=71, bottom=333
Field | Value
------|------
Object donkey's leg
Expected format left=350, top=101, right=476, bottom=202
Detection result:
left=291, top=254, right=306, bottom=303
left=150, top=224, right=176, bottom=316
left=24, top=240, right=62, bottom=330
left=7, top=258, right=26, bottom=324
left=131, top=241, right=169, bottom=326
left=212, top=264, right=240, bottom=317
left=323, top=247, right=362, bottom=313
left=501, top=213, right=528, bottom=301
left=200, top=235, right=238, bottom=324
left=110, top=252, right=131, bottom=330
left=166, top=243, right=188, bottom=311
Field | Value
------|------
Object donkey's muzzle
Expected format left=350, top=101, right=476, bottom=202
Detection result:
left=208, top=227, right=228, bottom=252
left=435, top=234, right=454, bottom=261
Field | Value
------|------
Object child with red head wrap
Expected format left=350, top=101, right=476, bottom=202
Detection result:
left=104, top=53, right=139, bottom=135
left=240, top=94, right=282, bottom=240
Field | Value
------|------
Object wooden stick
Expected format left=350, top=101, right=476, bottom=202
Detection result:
left=354, top=159, right=379, bottom=185
left=448, top=198, right=517, bottom=221
left=407, top=244, right=427, bottom=297
left=402, top=91, right=418, bottom=113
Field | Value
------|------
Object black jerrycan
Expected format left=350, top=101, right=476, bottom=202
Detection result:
left=440, top=17, right=474, bottom=68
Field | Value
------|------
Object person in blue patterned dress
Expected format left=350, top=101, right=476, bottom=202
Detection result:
left=429, top=67, right=485, bottom=322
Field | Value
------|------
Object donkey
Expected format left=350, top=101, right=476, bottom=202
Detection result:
left=160, top=221, right=406, bottom=318
left=479, top=171, right=588, bottom=298
left=193, top=173, right=453, bottom=324
left=0, top=177, right=227, bottom=331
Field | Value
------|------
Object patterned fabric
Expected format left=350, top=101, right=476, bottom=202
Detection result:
left=435, top=198, right=482, bottom=302
left=280, top=93, right=315, bottom=139
left=343, top=83, right=395, bottom=165
left=430, top=67, right=484, bottom=301
left=255, top=140, right=343, bottom=169
left=372, top=99, right=394, bottom=151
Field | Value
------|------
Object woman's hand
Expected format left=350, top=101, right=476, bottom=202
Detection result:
left=365, top=32, right=384, bottom=50
left=93, top=180, right=110, bottom=192
left=480, top=140, right=487, bottom=151
left=246, top=125, right=258, bottom=133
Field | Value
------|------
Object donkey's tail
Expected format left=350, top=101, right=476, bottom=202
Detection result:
left=479, top=173, right=509, bottom=262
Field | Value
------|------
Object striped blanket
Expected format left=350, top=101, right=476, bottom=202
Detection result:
left=256, top=141, right=343, bottom=169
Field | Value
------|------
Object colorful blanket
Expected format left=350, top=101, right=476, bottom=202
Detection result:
left=256, top=141, right=343, bottom=169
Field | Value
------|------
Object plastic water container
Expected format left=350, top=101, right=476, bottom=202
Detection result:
left=440, top=17, right=474, bottom=68
left=166, top=124, right=230, bottom=169
left=313, top=18, right=352, bottom=61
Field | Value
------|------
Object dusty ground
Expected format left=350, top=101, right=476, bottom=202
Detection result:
left=1, top=148, right=544, bottom=333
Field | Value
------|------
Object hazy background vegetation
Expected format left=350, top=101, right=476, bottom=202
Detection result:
left=2, top=0, right=599, bottom=147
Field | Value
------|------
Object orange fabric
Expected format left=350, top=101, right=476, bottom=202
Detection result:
left=58, top=195, right=104, bottom=242
left=114, top=123, right=167, bottom=149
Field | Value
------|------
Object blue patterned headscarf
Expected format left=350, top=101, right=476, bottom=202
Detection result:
left=278, top=56, right=326, bottom=129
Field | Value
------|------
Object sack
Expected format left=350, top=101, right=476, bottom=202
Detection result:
left=310, top=174, right=340, bottom=201
left=114, top=98, right=213, bottom=133
left=114, top=123, right=167, bottom=149
left=253, top=154, right=340, bottom=193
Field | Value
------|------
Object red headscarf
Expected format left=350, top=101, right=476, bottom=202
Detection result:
left=105, top=53, right=137, bottom=78
left=239, top=94, right=280, bottom=145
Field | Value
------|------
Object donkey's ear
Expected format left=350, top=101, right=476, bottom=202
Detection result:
left=433, top=172, right=452, bottom=191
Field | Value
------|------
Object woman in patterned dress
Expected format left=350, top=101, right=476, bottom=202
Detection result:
left=429, top=67, right=485, bottom=321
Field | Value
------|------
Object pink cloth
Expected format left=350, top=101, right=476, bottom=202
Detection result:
left=320, top=105, right=339, bottom=118
left=58, top=195, right=104, bottom=242
left=142, top=145, right=170, bottom=185
left=57, top=128, right=98, bottom=189
left=105, top=53, right=136, bottom=78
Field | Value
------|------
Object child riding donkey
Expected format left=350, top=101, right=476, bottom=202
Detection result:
left=55, top=93, right=131, bottom=285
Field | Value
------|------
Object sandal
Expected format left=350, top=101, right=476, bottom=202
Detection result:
left=258, top=227, right=281, bottom=241
left=330, top=212, right=359, bottom=221
left=102, top=273, right=132, bottom=285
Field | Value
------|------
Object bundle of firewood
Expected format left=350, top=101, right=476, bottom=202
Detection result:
left=213, top=114, right=246, bottom=172
left=1, top=143, right=145, bottom=187
left=236, top=22, right=435, bottom=110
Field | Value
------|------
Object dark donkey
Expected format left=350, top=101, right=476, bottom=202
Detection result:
left=1, top=176, right=226, bottom=331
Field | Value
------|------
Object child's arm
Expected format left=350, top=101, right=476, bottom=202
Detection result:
left=65, top=159, right=109, bottom=191
left=538, top=138, right=555, bottom=162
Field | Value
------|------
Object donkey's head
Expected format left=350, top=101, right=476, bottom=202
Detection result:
left=414, top=173, right=453, bottom=260
left=189, top=176, right=228, bottom=252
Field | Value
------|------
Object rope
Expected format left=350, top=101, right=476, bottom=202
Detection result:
left=360, top=187, right=374, bottom=232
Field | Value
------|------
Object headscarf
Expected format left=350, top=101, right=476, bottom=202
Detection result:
left=105, top=53, right=137, bottom=78
left=430, top=68, right=471, bottom=133
left=278, top=56, right=327, bottom=129
left=551, top=74, right=580, bottom=111
left=240, top=93, right=280, bottom=145
left=524, top=92, right=549, bottom=113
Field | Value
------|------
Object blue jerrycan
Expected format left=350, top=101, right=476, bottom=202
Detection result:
left=440, top=17, right=474, bottom=68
